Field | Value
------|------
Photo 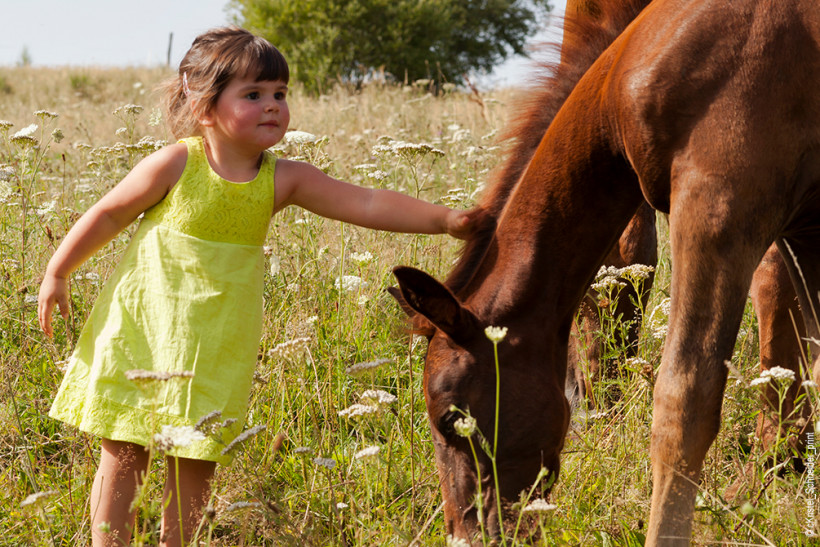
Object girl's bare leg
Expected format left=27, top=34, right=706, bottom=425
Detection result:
left=160, top=456, right=216, bottom=547
left=90, top=439, right=151, bottom=547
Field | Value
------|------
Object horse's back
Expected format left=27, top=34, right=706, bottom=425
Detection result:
left=604, top=0, right=820, bottom=217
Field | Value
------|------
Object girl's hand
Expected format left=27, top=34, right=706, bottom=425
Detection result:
left=38, top=273, right=70, bottom=338
left=444, top=208, right=480, bottom=240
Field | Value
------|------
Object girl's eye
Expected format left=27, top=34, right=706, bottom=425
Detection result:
left=275, top=92, right=287, bottom=100
left=246, top=91, right=260, bottom=100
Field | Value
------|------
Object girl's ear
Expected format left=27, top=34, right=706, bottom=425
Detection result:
left=192, top=99, right=214, bottom=127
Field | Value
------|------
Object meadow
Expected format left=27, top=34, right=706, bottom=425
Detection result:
left=0, top=66, right=816, bottom=545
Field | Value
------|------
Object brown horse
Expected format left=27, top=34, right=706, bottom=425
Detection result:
left=392, top=0, right=820, bottom=543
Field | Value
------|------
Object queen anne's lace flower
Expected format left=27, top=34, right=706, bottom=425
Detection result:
left=284, top=130, right=318, bottom=144
left=522, top=498, right=558, bottom=513
left=354, top=446, right=380, bottom=460
left=360, top=389, right=397, bottom=405
left=313, top=457, right=336, bottom=469
left=345, top=358, right=391, bottom=376
left=153, top=425, right=205, bottom=452
left=485, top=326, right=508, bottom=343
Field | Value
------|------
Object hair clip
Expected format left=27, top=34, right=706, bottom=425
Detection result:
left=182, top=72, right=191, bottom=97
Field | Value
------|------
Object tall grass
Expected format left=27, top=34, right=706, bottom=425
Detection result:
left=0, top=67, right=816, bottom=545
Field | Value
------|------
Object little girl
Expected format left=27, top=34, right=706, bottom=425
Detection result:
left=38, top=26, right=472, bottom=547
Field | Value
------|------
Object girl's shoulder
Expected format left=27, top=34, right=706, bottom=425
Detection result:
left=136, top=142, right=189, bottom=194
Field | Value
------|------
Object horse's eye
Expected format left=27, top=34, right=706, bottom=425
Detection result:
left=439, top=410, right=460, bottom=436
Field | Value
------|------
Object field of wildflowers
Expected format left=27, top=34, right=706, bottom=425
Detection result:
left=0, top=67, right=816, bottom=545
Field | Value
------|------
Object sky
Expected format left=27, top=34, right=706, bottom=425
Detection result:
left=0, top=0, right=567, bottom=85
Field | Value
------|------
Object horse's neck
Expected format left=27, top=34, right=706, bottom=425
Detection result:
left=467, top=87, right=643, bottom=328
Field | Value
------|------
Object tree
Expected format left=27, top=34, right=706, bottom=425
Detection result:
left=229, top=0, right=552, bottom=92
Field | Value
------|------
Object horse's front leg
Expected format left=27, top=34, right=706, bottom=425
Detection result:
left=646, top=191, right=770, bottom=545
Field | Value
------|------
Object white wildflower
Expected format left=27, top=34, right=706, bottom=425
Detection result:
left=802, top=380, right=817, bottom=389
left=153, top=424, right=205, bottom=452
left=335, top=275, right=367, bottom=292
left=522, top=498, right=558, bottom=513
left=268, top=337, right=311, bottom=361
left=453, top=415, right=477, bottom=438
left=34, top=110, right=59, bottom=120
left=652, top=324, right=668, bottom=340
left=345, top=358, right=391, bottom=376
left=313, top=456, right=336, bottom=469
left=367, top=169, right=390, bottom=181
left=336, top=502, right=349, bottom=510
left=24, top=294, right=38, bottom=305
left=350, top=251, right=373, bottom=265
left=293, top=446, right=313, bottom=455
left=225, top=501, right=262, bottom=512
left=36, top=200, right=57, bottom=218
left=447, top=535, right=471, bottom=547
left=752, top=366, right=796, bottom=387
left=360, top=389, right=397, bottom=405
left=620, top=264, right=655, bottom=282
left=0, top=120, right=13, bottom=130
left=20, top=490, right=58, bottom=509
left=0, top=164, right=15, bottom=182
left=354, top=446, right=380, bottom=460
left=338, top=403, right=379, bottom=418
left=485, top=325, right=508, bottom=343
left=113, top=104, right=143, bottom=117
left=269, top=254, right=281, bottom=276
left=284, top=130, right=318, bottom=144
left=13, top=124, right=38, bottom=139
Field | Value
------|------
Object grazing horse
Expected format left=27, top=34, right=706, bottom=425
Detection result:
left=392, top=0, right=820, bottom=543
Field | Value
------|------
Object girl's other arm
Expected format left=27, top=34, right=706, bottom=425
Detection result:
left=274, top=160, right=475, bottom=238
left=38, top=143, right=188, bottom=337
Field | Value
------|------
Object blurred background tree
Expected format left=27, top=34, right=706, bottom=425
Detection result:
left=229, top=0, right=552, bottom=93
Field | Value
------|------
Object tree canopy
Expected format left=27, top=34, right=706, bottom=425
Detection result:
left=229, top=0, right=552, bottom=92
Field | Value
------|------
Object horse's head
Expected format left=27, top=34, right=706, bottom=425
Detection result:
left=391, top=266, right=571, bottom=542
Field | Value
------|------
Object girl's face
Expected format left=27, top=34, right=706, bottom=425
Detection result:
left=200, top=75, right=290, bottom=153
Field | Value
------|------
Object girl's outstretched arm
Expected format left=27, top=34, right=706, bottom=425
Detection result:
left=273, top=160, right=475, bottom=238
left=38, top=144, right=187, bottom=337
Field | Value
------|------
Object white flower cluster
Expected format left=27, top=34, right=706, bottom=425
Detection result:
left=20, top=490, right=58, bottom=509
left=485, top=325, right=508, bottom=343
left=268, top=337, right=311, bottom=361
left=750, top=366, right=796, bottom=386
left=353, top=445, right=380, bottom=460
left=338, top=388, right=397, bottom=419
left=521, top=498, right=558, bottom=514
left=360, top=389, right=398, bottom=405
left=371, top=139, right=445, bottom=160
left=11, top=123, right=38, bottom=146
left=350, top=251, right=373, bottom=265
left=335, top=275, right=367, bottom=292
left=153, top=424, right=205, bottom=452
left=284, top=130, right=318, bottom=144
left=345, top=358, right=392, bottom=376
left=453, top=415, right=477, bottom=438
left=313, top=456, right=336, bottom=469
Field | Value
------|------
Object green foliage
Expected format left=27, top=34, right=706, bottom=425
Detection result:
left=229, top=0, right=551, bottom=92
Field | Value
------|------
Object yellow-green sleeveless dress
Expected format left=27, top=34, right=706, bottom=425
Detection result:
left=49, top=137, right=275, bottom=464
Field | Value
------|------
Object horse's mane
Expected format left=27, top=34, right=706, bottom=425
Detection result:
left=445, top=0, right=651, bottom=294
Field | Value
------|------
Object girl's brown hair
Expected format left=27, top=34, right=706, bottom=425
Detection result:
left=161, top=26, right=289, bottom=138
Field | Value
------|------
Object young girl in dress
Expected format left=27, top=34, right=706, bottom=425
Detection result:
left=38, top=26, right=473, bottom=547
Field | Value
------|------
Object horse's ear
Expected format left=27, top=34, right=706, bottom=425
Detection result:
left=392, top=266, right=481, bottom=345
left=386, top=286, right=416, bottom=318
